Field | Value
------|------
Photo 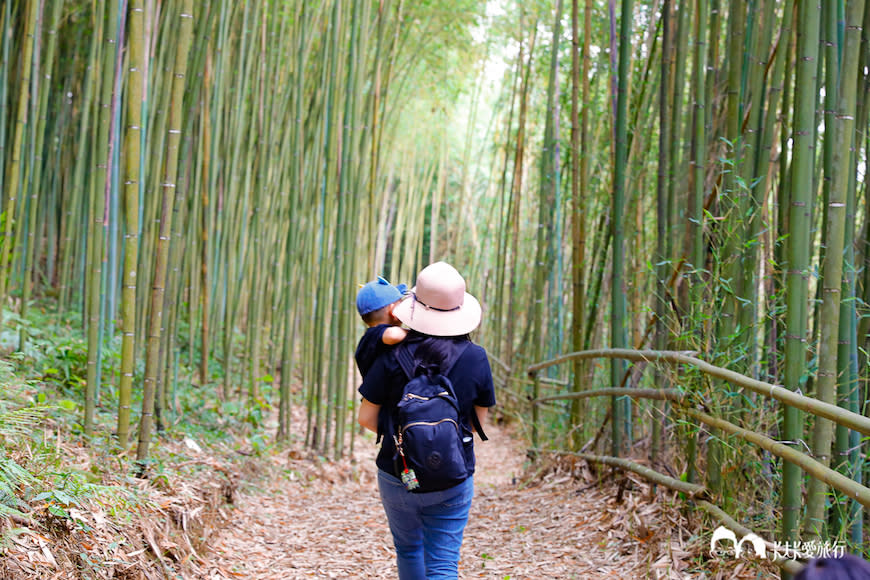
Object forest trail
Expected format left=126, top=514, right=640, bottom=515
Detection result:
left=203, top=422, right=731, bottom=580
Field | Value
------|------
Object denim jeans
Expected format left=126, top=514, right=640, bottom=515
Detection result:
left=377, top=469, right=474, bottom=579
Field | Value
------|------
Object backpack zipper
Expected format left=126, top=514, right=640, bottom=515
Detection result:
left=401, top=418, right=460, bottom=433
left=402, top=391, right=449, bottom=401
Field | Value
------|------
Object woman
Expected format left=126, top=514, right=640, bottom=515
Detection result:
left=358, top=261, right=496, bottom=579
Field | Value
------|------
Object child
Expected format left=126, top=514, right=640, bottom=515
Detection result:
left=355, top=276, right=408, bottom=378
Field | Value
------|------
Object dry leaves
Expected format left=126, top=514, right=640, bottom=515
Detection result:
left=205, top=423, right=780, bottom=579
left=2, top=412, right=781, bottom=579
left=0, top=438, right=237, bottom=580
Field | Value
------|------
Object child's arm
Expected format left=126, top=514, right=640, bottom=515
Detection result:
left=382, top=326, right=407, bottom=345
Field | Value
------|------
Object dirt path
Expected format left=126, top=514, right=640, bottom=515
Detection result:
left=202, top=421, right=750, bottom=580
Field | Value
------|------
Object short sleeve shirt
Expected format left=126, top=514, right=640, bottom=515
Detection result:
left=359, top=334, right=496, bottom=478
left=354, top=324, right=390, bottom=378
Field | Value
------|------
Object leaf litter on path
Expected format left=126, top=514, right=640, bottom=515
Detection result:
left=204, top=420, right=780, bottom=579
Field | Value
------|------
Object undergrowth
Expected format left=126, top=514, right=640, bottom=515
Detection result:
left=0, top=305, right=280, bottom=578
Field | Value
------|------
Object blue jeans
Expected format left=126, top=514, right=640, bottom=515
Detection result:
left=377, top=470, right=474, bottom=579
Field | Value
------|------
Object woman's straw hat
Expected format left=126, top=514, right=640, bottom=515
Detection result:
left=393, top=262, right=481, bottom=337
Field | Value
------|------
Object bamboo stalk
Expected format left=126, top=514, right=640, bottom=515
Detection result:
left=527, top=348, right=870, bottom=437
left=117, top=0, right=145, bottom=448
left=85, top=0, right=121, bottom=436
left=0, top=0, right=38, bottom=310
left=21, top=0, right=62, bottom=349
left=804, top=0, right=866, bottom=540
left=529, top=448, right=707, bottom=498
left=611, top=0, right=633, bottom=456
left=685, top=407, right=870, bottom=510
left=782, top=0, right=821, bottom=548
left=532, top=387, right=686, bottom=405
left=136, top=0, right=194, bottom=464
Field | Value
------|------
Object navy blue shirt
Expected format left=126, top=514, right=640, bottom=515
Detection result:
left=359, top=333, right=496, bottom=478
left=354, top=324, right=391, bottom=378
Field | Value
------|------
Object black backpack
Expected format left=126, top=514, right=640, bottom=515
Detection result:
left=391, top=341, right=487, bottom=492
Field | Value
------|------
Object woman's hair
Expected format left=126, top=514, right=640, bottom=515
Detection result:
left=795, top=555, right=870, bottom=580
left=409, top=331, right=469, bottom=377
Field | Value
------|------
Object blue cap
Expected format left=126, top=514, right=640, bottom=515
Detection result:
left=356, top=276, right=407, bottom=316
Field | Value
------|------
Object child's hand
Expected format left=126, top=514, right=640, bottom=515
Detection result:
left=382, top=326, right=408, bottom=345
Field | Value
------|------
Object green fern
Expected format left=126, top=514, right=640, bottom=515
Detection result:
left=0, top=405, right=49, bottom=441
left=0, top=480, right=25, bottom=509
left=0, top=459, right=35, bottom=517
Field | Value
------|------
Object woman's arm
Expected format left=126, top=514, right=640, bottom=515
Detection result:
left=358, top=398, right=381, bottom=433
left=473, top=405, right=488, bottom=434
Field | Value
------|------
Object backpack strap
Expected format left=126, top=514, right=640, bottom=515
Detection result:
left=443, top=341, right=488, bottom=441
left=379, top=344, right=415, bottom=445
left=395, top=342, right=417, bottom=380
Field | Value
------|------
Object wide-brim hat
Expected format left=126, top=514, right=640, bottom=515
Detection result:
left=393, top=262, right=481, bottom=336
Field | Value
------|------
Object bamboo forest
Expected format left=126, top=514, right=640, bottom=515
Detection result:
left=1, top=0, right=870, bottom=577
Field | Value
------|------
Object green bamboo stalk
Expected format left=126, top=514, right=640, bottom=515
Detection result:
left=652, top=0, right=672, bottom=464
left=686, top=407, right=870, bottom=510
left=737, top=0, right=775, bottom=375
left=689, top=0, right=707, bottom=293
left=0, top=0, right=38, bottom=310
left=0, top=2, right=9, bottom=218
left=611, top=0, right=633, bottom=456
left=534, top=387, right=686, bottom=405
left=772, top=1, right=797, bottom=387
left=532, top=448, right=707, bottom=497
left=717, top=0, right=746, bottom=363
left=782, top=0, right=821, bottom=549
left=85, top=0, right=120, bottom=436
left=278, top=0, right=308, bottom=442
left=804, top=0, right=865, bottom=541
left=835, top=0, right=870, bottom=546
left=808, top=0, right=841, bottom=379
left=754, top=0, right=794, bottom=225
left=569, top=0, right=588, bottom=450
left=136, top=0, right=194, bottom=464
left=667, top=0, right=691, bottom=260
left=503, top=18, right=536, bottom=369
left=20, top=0, right=61, bottom=350
left=198, top=48, right=212, bottom=388
left=531, top=0, right=562, bottom=376
left=527, top=348, right=870, bottom=437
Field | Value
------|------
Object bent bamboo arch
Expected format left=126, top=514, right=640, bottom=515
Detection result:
left=528, top=348, right=870, bottom=437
